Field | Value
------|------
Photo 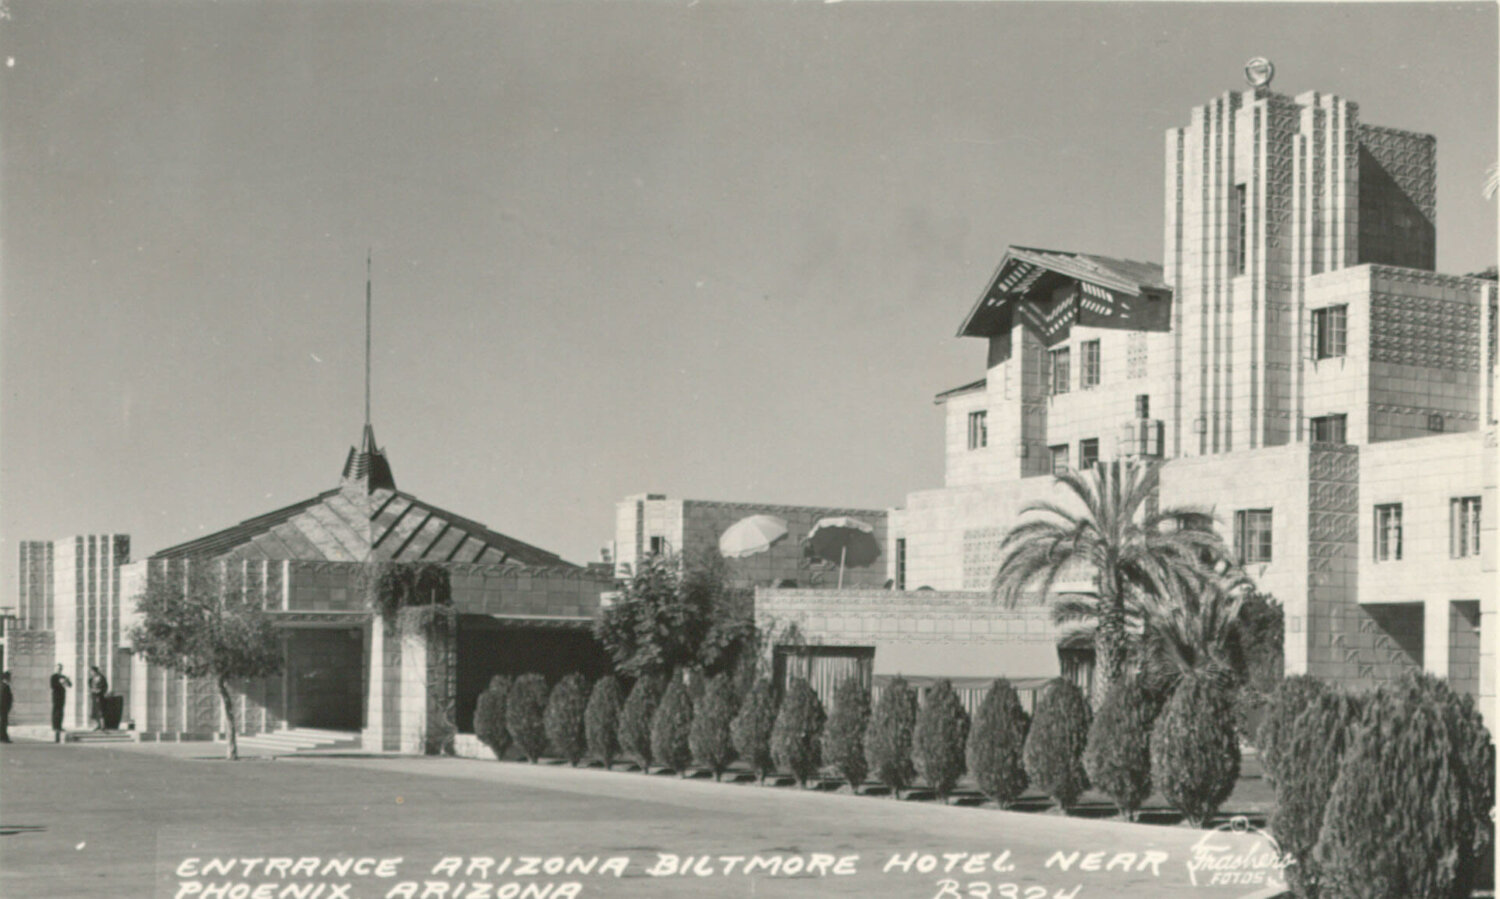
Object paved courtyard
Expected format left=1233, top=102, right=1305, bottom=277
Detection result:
left=1, top=740, right=1286, bottom=899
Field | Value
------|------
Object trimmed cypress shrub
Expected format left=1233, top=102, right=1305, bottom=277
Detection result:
left=864, top=676, right=918, bottom=797
left=473, top=675, right=512, bottom=760
left=731, top=679, right=780, bottom=783
left=505, top=673, right=551, bottom=763
left=967, top=679, right=1029, bottom=808
left=543, top=673, right=588, bottom=766
left=1023, top=678, right=1091, bottom=812
left=689, top=672, right=739, bottom=781
left=822, top=675, right=871, bottom=791
left=1150, top=673, right=1239, bottom=827
left=1315, top=673, right=1494, bottom=899
left=914, top=679, right=970, bottom=801
left=584, top=675, right=624, bottom=768
left=1256, top=675, right=1329, bottom=789
left=1268, top=689, right=1364, bottom=899
left=650, top=677, right=695, bottom=776
left=1020, top=678, right=1092, bottom=810
left=771, top=678, right=827, bottom=788
left=1083, top=676, right=1154, bottom=821
left=618, top=674, right=664, bottom=770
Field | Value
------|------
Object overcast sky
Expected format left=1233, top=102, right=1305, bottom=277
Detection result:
left=2, top=1, right=1495, bottom=585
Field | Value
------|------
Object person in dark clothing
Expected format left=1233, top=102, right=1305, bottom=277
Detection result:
left=50, top=664, right=71, bottom=743
left=88, top=665, right=108, bottom=731
left=1, top=671, right=13, bottom=743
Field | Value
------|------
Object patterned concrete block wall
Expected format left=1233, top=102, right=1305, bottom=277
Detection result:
left=1355, top=125, right=1436, bottom=271
left=1449, top=600, right=1481, bottom=700
left=17, top=540, right=54, bottom=631
left=616, top=496, right=889, bottom=590
left=754, top=588, right=1064, bottom=682
left=49, top=534, right=130, bottom=728
left=6, top=629, right=55, bottom=727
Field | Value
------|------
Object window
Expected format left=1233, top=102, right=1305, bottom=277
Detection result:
left=1081, top=340, right=1101, bottom=389
left=1311, top=414, right=1347, bottom=445
left=1312, top=305, right=1348, bottom=359
left=1079, top=438, right=1099, bottom=470
left=967, top=410, right=988, bottom=450
left=649, top=536, right=665, bottom=556
left=1235, top=184, right=1247, bottom=275
left=1452, top=497, right=1481, bottom=558
left=1428, top=414, right=1445, bottom=433
left=895, top=538, right=907, bottom=590
left=1048, top=347, right=1071, bottom=395
left=1234, top=509, right=1273, bottom=564
left=1049, top=444, right=1070, bottom=475
left=1374, top=504, right=1403, bottom=562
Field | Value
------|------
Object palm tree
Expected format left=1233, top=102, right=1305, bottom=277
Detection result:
left=1137, top=564, right=1253, bottom=695
left=990, top=460, right=1230, bottom=708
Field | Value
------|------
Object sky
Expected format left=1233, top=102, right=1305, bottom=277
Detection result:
left=1, top=1, right=1496, bottom=590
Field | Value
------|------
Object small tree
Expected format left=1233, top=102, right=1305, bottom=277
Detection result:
left=1256, top=675, right=1329, bottom=789
left=967, top=679, right=1030, bottom=808
left=771, top=678, right=827, bottom=788
left=651, top=676, right=695, bottom=775
left=730, top=679, right=780, bottom=783
left=823, top=675, right=871, bottom=791
left=914, top=679, right=970, bottom=801
left=1083, top=676, right=1154, bottom=821
left=543, top=673, right=588, bottom=766
left=618, top=674, right=663, bottom=770
left=1315, top=673, right=1494, bottom=899
left=1150, top=673, right=1239, bottom=827
left=689, top=673, right=739, bottom=781
left=865, top=677, right=918, bottom=797
left=584, top=676, right=624, bottom=768
left=473, top=675, right=512, bottom=760
left=129, top=563, right=284, bottom=761
left=506, top=674, right=550, bottom=763
left=1023, top=678, right=1091, bottom=812
left=1269, top=689, right=1365, bottom=899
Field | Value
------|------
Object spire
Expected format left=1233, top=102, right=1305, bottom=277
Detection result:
left=342, top=250, right=395, bottom=494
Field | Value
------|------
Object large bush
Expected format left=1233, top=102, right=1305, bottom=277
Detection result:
left=771, top=678, right=827, bottom=788
left=584, top=675, right=624, bottom=768
left=689, top=672, right=739, bottom=781
left=1150, top=673, right=1239, bottom=827
left=1268, top=689, right=1364, bottom=899
left=543, top=673, right=588, bottom=766
left=864, top=677, right=918, bottom=797
left=730, top=679, right=780, bottom=783
left=914, top=679, right=970, bottom=801
left=823, top=675, right=871, bottom=791
left=1315, top=673, right=1495, bottom=899
left=1023, top=678, right=1091, bottom=811
left=1083, top=676, right=1154, bottom=821
left=650, top=677, right=695, bottom=775
left=618, top=674, right=664, bottom=770
left=1255, top=675, right=1329, bottom=788
left=473, top=675, right=512, bottom=760
left=505, top=673, right=551, bottom=763
left=967, top=679, right=1029, bottom=808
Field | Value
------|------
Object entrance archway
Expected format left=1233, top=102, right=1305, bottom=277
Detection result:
left=285, top=628, right=363, bottom=730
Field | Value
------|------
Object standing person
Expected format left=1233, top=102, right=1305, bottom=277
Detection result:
left=50, top=664, right=71, bottom=743
left=1, top=672, right=13, bottom=743
left=88, top=665, right=109, bottom=731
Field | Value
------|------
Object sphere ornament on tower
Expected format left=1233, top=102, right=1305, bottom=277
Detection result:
left=1244, top=57, right=1275, bottom=89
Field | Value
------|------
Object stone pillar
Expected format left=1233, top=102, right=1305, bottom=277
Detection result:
left=1423, top=599, right=1450, bottom=679
left=397, top=614, right=456, bottom=755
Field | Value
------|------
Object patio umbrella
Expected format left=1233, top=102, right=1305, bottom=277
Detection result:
left=804, top=516, right=880, bottom=588
left=718, top=514, right=789, bottom=559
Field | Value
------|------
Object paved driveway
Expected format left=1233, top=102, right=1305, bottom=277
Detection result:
left=1, top=742, right=1286, bottom=898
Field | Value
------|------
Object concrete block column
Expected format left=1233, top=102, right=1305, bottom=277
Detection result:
left=1424, top=599, right=1450, bottom=679
left=397, top=615, right=456, bottom=755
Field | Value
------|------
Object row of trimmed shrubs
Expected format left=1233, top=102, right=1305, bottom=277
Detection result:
left=471, top=669, right=1240, bottom=825
left=1255, top=671, right=1495, bottom=899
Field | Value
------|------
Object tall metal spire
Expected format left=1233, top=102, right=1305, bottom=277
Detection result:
left=365, top=249, right=372, bottom=430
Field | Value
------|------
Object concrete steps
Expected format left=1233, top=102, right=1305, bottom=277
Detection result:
left=64, top=731, right=136, bottom=744
left=227, top=728, right=362, bottom=756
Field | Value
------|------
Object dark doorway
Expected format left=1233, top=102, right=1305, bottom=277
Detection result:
left=286, top=628, right=363, bottom=730
left=456, top=616, right=611, bottom=733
